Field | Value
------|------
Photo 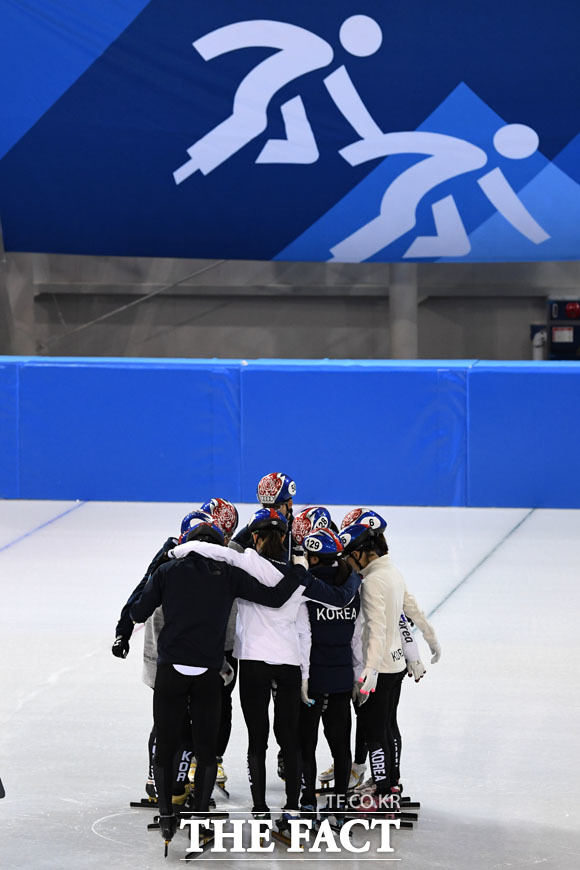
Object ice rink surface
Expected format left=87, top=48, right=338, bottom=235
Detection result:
left=1, top=500, right=579, bottom=869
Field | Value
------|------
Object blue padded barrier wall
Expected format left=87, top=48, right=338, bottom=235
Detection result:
left=1, top=357, right=579, bottom=506
left=12, top=358, right=242, bottom=501
left=240, top=360, right=472, bottom=506
left=0, top=360, right=19, bottom=497
left=467, top=362, right=580, bottom=508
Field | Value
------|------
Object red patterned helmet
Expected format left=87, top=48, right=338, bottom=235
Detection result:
left=340, top=508, right=387, bottom=532
left=200, top=498, right=239, bottom=538
left=292, top=506, right=331, bottom=545
left=257, top=472, right=296, bottom=506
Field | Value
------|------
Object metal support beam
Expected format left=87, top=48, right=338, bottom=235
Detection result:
left=389, top=263, right=418, bottom=358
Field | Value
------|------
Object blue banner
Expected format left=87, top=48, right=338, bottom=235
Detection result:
left=1, top=1, right=579, bottom=262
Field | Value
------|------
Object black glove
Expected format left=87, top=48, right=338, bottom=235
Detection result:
left=112, top=635, right=130, bottom=658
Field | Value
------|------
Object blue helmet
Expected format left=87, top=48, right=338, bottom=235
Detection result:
left=181, top=509, right=213, bottom=536
left=303, top=527, right=344, bottom=557
left=257, top=472, right=296, bottom=506
left=200, top=498, right=239, bottom=538
left=340, top=508, right=387, bottom=532
left=180, top=516, right=225, bottom=546
left=248, top=507, right=288, bottom=534
left=292, top=506, right=332, bottom=545
left=339, top=522, right=379, bottom=553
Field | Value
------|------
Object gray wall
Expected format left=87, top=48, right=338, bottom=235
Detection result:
left=2, top=252, right=578, bottom=359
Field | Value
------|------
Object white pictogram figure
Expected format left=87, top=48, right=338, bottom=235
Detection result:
left=173, top=15, right=384, bottom=184
left=328, top=124, right=550, bottom=261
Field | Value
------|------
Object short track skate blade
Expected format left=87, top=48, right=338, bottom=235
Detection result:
left=314, top=819, right=350, bottom=837
left=130, top=798, right=158, bottom=809
left=401, top=797, right=420, bottom=808
left=147, top=821, right=160, bottom=831
left=180, top=810, right=229, bottom=821
left=344, top=812, right=413, bottom=830
left=272, top=830, right=303, bottom=849
left=184, top=831, right=215, bottom=859
left=215, top=782, right=230, bottom=799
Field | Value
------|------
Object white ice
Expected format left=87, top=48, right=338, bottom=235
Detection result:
left=0, top=500, right=579, bottom=868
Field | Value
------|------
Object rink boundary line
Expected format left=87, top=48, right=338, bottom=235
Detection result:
left=426, top=507, right=536, bottom=619
left=0, top=500, right=87, bottom=554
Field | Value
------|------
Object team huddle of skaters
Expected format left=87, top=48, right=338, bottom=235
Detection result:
left=112, top=472, right=441, bottom=852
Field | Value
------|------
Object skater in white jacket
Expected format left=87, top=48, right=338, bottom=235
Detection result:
left=340, top=513, right=439, bottom=811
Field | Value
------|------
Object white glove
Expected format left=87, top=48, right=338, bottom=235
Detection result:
left=301, top=679, right=315, bottom=707
left=220, top=660, right=235, bottom=686
left=358, top=667, right=378, bottom=696
left=406, top=659, right=426, bottom=682
left=429, top=641, right=441, bottom=664
left=292, top=554, right=308, bottom=569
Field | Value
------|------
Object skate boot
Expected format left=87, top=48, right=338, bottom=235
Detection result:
left=273, top=809, right=301, bottom=847
left=172, top=782, right=195, bottom=807
left=214, top=756, right=230, bottom=796
left=158, top=813, right=178, bottom=857
left=319, top=762, right=334, bottom=785
left=349, top=763, right=366, bottom=790
left=187, top=758, right=197, bottom=783
left=216, top=757, right=227, bottom=784
left=251, top=804, right=271, bottom=820
left=354, top=775, right=375, bottom=794
left=318, top=803, right=347, bottom=833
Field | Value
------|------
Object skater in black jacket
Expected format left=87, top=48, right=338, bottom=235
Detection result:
left=130, top=517, right=310, bottom=852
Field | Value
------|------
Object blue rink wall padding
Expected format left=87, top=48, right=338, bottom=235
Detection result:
left=0, top=357, right=579, bottom=507
left=0, top=361, right=19, bottom=497
left=467, top=362, right=580, bottom=509
left=12, top=358, right=242, bottom=502
left=240, top=360, right=472, bottom=507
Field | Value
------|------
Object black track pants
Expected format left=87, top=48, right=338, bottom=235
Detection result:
left=153, top=664, right=222, bottom=813
left=239, top=659, right=301, bottom=809
left=355, top=670, right=406, bottom=794
left=299, top=691, right=352, bottom=809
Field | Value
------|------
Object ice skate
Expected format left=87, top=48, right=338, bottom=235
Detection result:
left=398, top=780, right=421, bottom=809
left=318, top=761, right=334, bottom=791
left=183, top=821, right=215, bottom=860
left=272, top=809, right=302, bottom=848
left=349, top=763, right=366, bottom=789
left=214, top=757, right=230, bottom=797
left=130, top=777, right=158, bottom=809
left=158, top=813, right=178, bottom=857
